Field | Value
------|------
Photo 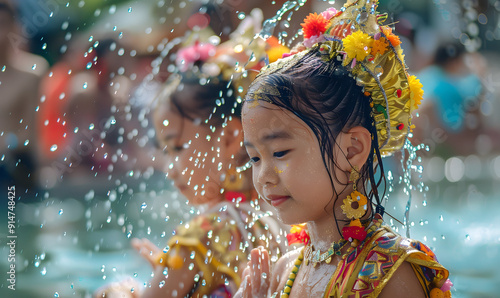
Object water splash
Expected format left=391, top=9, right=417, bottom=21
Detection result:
left=259, top=0, right=307, bottom=40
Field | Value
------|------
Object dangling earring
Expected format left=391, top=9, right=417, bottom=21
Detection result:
left=341, top=166, right=368, bottom=243
left=222, top=167, right=244, bottom=191
left=222, top=167, right=247, bottom=203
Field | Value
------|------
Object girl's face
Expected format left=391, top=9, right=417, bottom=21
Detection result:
left=153, top=103, right=226, bottom=206
left=242, top=101, right=348, bottom=225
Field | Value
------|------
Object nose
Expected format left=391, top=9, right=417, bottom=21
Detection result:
left=256, top=160, right=279, bottom=188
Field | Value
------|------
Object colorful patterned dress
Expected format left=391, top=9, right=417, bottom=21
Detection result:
left=156, top=201, right=286, bottom=297
left=323, top=214, right=451, bottom=297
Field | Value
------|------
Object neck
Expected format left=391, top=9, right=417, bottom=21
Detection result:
left=306, top=206, right=346, bottom=251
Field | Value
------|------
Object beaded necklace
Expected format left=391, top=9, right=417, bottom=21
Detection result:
left=279, top=247, right=304, bottom=298
left=304, top=239, right=348, bottom=267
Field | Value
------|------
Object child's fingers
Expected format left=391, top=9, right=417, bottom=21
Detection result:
left=249, top=249, right=261, bottom=293
left=259, top=246, right=270, bottom=277
left=242, top=265, right=251, bottom=278
left=243, top=275, right=253, bottom=298
left=259, top=246, right=271, bottom=291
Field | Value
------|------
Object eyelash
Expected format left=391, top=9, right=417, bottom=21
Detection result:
left=273, top=150, right=290, bottom=158
left=163, top=146, right=184, bottom=155
left=250, top=150, right=289, bottom=164
left=250, top=156, right=260, bottom=164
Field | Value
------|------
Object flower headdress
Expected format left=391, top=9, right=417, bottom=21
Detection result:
left=256, top=0, right=423, bottom=156
left=172, top=9, right=287, bottom=91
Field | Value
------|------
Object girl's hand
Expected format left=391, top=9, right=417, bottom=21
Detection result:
left=131, top=238, right=161, bottom=268
left=93, top=277, right=140, bottom=298
left=235, top=246, right=271, bottom=298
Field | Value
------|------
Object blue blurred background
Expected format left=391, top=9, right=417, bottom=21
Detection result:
left=1, top=0, right=499, bottom=297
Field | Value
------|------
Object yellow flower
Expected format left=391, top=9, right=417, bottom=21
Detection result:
left=341, top=191, right=368, bottom=219
left=408, top=75, right=424, bottom=109
left=290, top=224, right=306, bottom=234
left=342, top=31, right=373, bottom=62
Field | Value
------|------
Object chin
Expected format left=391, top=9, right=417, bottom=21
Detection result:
left=276, top=213, right=303, bottom=226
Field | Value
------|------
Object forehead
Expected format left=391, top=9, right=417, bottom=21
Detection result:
left=242, top=101, right=312, bottom=141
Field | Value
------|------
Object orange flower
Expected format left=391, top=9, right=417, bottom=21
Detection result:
left=301, top=13, right=329, bottom=39
left=382, top=26, right=401, bottom=47
left=266, top=37, right=290, bottom=63
left=371, top=37, right=389, bottom=56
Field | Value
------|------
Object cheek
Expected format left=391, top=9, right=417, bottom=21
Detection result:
left=251, top=167, right=263, bottom=194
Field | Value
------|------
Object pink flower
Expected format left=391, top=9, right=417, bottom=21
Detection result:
left=321, top=7, right=338, bottom=20
left=176, top=42, right=216, bottom=72
left=441, top=279, right=454, bottom=292
left=303, top=34, right=326, bottom=48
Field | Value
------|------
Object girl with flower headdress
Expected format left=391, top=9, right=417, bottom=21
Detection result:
left=235, top=1, right=452, bottom=297
left=94, top=9, right=290, bottom=298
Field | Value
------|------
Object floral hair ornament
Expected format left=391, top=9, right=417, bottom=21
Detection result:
left=259, top=0, right=424, bottom=157
left=286, top=224, right=310, bottom=245
left=172, top=8, right=270, bottom=88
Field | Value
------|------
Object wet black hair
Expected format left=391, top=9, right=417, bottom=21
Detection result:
left=434, top=42, right=466, bottom=67
left=164, top=70, right=240, bottom=125
left=245, top=47, right=386, bottom=229
left=0, top=3, right=15, bottom=19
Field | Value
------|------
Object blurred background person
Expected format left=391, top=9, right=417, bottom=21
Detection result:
left=414, top=41, right=486, bottom=156
left=0, top=1, right=43, bottom=195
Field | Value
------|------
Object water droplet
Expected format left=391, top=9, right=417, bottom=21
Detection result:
left=24, top=140, right=29, bottom=146
left=54, top=292, right=59, bottom=297
left=465, top=234, right=470, bottom=240
left=59, top=209, right=63, bottom=215
left=141, top=202, right=147, bottom=210
left=32, top=64, right=37, bottom=70
left=86, top=62, right=92, bottom=69
left=42, top=43, right=47, bottom=50
left=83, top=82, right=88, bottom=89
left=109, top=5, right=116, bottom=14
left=238, top=12, right=246, bottom=20
left=41, top=267, right=47, bottom=275
left=163, top=120, right=169, bottom=126
left=1, top=65, right=6, bottom=72
left=89, top=123, right=95, bottom=130
left=128, top=7, right=132, bottom=13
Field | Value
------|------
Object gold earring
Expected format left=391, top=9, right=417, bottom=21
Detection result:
left=222, top=167, right=244, bottom=191
left=341, top=166, right=368, bottom=243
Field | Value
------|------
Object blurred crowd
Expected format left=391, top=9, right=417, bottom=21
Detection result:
left=1, top=0, right=499, bottom=195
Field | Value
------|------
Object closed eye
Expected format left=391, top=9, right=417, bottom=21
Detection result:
left=249, top=156, right=260, bottom=164
left=273, top=150, right=290, bottom=158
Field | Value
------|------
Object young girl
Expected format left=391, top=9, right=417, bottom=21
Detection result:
left=95, top=9, right=289, bottom=298
left=236, top=1, right=452, bottom=297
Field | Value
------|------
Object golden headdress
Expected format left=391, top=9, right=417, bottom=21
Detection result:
left=255, top=0, right=423, bottom=156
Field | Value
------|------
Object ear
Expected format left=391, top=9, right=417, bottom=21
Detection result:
left=220, top=117, right=244, bottom=159
left=337, top=126, right=371, bottom=172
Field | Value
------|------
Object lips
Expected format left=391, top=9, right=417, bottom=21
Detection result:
left=266, top=194, right=291, bottom=207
